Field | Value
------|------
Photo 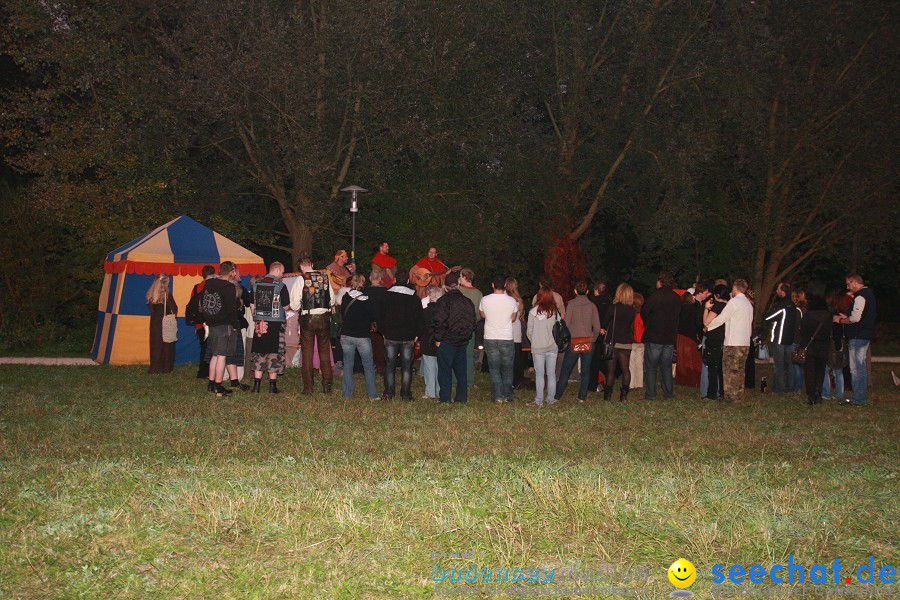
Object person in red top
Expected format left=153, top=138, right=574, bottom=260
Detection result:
left=629, top=292, right=646, bottom=390
left=411, top=247, right=459, bottom=297
left=370, top=241, right=397, bottom=288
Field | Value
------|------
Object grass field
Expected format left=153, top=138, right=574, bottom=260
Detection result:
left=0, top=363, right=897, bottom=599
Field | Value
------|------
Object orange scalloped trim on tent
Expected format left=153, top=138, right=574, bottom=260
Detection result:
left=104, top=261, right=266, bottom=276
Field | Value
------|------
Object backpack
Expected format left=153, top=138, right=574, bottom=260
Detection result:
left=200, top=286, right=224, bottom=319
left=185, top=287, right=205, bottom=326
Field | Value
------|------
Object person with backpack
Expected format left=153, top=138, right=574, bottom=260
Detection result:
left=202, top=261, right=241, bottom=397
left=186, top=265, right=216, bottom=378
left=249, top=261, right=290, bottom=393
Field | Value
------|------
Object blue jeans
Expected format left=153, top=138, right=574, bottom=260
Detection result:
left=772, top=343, right=794, bottom=393
left=790, top=343, right=803, bottom=392
left=437, top=342, right=468, bottom=403
left=848, top=339, right=869, bottom=405
left=644, top=343, right=675, bottom=399
left=484, top=339, right=515, bottom=401
left=556, top=347, right=595, bottom=401
left=340, top=335, right=378, bottom=398
left=822, top=365, right=844, bottom=399
left=699, top=362, right=709, bottom=398
left=420, top=355, right=439, bottom=398
left=532, top=349, right=558, bottom=405
left=384, top=339, right=415, bottom=399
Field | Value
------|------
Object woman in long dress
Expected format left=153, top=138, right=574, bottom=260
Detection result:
left=147, top=274, right=177, bottom=374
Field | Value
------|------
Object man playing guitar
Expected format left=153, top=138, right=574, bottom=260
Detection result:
left=325, top=249, right=354, bottom=295
left=411, top=247, right=460, bottom=297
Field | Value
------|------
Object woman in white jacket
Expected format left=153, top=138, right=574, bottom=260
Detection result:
left=527, top=287, right=561, bottom=406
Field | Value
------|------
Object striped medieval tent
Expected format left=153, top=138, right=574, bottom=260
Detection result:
left=91, top=216, right=266, bottom=365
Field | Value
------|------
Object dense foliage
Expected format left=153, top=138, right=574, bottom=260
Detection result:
left=1, top=0, right=896, bottom=348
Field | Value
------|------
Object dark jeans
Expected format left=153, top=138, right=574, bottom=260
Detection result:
left=384, top=339, right=415, bottom=399
left=556, top=346, right=595, bottom=401
left=772, top=342, right=794, bottom=393
left=437, top=342, right=469, bottom=403
left=704, top=345, right=724, bottom=399
left=484, top=339, right=515, bottom=400
left=644, top=343, right=675, bottom=399
left=299, top=314, right=333, bottom=392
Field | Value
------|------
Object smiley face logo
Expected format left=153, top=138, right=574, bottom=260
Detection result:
left=668, top=558, right=696, bottom=588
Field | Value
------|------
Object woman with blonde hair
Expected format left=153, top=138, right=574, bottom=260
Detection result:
left=600, top=283, right=636, bottom=401
left=505, top=277, right=526, bottom=390
left=146, top=274, right=177, bottom=374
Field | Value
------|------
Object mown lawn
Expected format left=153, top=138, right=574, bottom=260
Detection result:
left=0, top=363, right=897, bottom=599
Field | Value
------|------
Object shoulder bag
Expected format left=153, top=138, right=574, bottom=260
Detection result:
left=162, top=294, right=178, bottom=343
left=596, top=306, right=616, bottom=360
left=792, top=319, right=824, bottom=365
left=552, top=312, right=571, bottom=352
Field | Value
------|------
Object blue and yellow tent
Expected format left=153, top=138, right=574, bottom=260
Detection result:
left=91, top=216, right=266, bottom=365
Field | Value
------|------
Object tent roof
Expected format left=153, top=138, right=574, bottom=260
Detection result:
left=104, top=215, right=266, bottom=276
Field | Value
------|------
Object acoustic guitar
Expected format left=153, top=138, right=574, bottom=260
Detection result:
left=411, top=265, right=461, bottom=288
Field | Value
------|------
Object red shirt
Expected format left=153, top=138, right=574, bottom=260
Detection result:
left=371, top=252, right=397, bottom=270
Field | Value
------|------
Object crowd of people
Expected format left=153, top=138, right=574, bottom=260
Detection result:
left=147, top=244, right=877, bottom=408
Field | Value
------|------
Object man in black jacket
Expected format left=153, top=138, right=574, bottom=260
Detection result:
left=202, top=261, right=241, bottom=396
left=377, top=272, right=424, bottom=401
left=642, top=271, right=682, bottom=400
left=764, top=281, right=799, bottom=394
left=432, top=272, right=477, bottom=403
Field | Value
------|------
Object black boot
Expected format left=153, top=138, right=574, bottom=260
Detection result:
left=604, top=387, right=614, bottom=401
left=807, top=394, right=816, bottom=406
left=207, top=380, right=216, bottom=393
left=214, top=382, right=232, bottom=397
left=252, top=378, right=261, bottom=393
left=620, top=388, right=629, bottom=402
left=230, top=378, right=250, bottom=391
left=269, top=379, right=280, bottom=394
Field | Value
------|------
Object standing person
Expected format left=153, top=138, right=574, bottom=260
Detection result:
left=527, top=287, right=560, bottom=407
left=790, top=288, right=808, bottom=392
left=505, top=277, right=526, bottom=390
left=325, top=249, right=354, bottom=295
left=704, top=279, right=754, bottom=403
left=377, top=273, right=424, bottom=401
left=432, top=272, right=477, bottom=403
left=629, top=293, right=646, bottom=390
left=589, top=280, right=612, bottom=392
left=796, top=292, right=831, bottom=406
left=202, top=262, right=240, bottom=396
left=833, top=274, right=876, bottom=406
left=690, top=284, right=711, bottom=397
left=249, top=261, right=290, bottom=393
left=702, top=285, right=729, bottom=400
left=642, top=271, right=682, bottom=400
left=289, top=256, right=333, bottom=395
left=188, top=265, right=216, bottom=378
left=821, top=290, right=847, bottom=401
left=554, top=281, right=602, bottom=403
left=222, top=263, right=251, bottom=390
left=364, top=269, right=388, bottom=375
left=764, top=281, right=799, bottom=394
left=532, top=275, right=566, bottom=318
left=419, top=285, right=444, bottom=399
left=457, top=268, right=483, bottom=389
left=339, top=274, right=378, bottom=400
left=675, top=291, right=703, bottom=387
left=479, top=275, right=519, bottom=403
left=147, top=274, right=177, bottom=374
left=370, top=241, right=397, bottom=288
left=599, top=283, right=636, bottom=401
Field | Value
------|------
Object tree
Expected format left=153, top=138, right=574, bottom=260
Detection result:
left=711, top=0, right=897, bottom=318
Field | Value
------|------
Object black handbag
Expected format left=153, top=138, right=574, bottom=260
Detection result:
left=598, top=306, right=616, bottom=361
left=552, top=313, right=570, bottom=352
left=792, top=320, right=825, bottom=365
